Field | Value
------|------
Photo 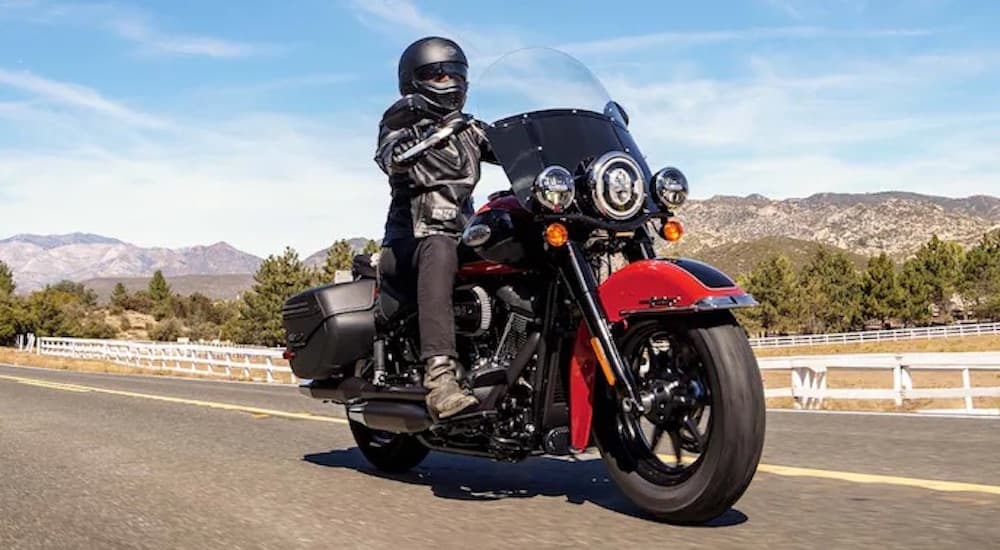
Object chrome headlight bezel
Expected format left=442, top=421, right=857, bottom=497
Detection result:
left=532, top=165, right=576, bottom=213
left=588, top=151, right=645, bottom=220
left=653, top=167, right=688, bottom=208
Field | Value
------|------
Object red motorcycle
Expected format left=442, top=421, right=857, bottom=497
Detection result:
left=283, top=48, right=765, bottom=523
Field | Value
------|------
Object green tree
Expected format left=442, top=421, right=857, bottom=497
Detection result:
left=148, top=270, right=172, bottom=305
left=906, top=235, right=964, bottom=322
left=110, top=282, right=129, bottom=308
left=0, top=296, right=27, bottom=344
left=742, top=254, right=801, bottom=335
left=960, top=229, right=1000, bottom=320
left=236, top=247, right=316, bottom=346
left=799, top=248, right=863, bottom=333
left=363, top=239, right=381, bottom=255
left=322, top=240, right=354, bottom=282
left=149, top=318, right=183, bottom=342
left=22, top=282, right=95, bottom=337
left=0, top=260, right=15, bottom=297
left=861, top=253, right=902, bottom=327
left=898, top=258, right=931, bottom=326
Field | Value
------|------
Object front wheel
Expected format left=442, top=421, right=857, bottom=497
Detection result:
left=593, top=312, right=765, bottom=524
left=349, top=419, right=430, bottom=473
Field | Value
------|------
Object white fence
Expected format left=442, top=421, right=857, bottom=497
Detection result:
left=33, top=337, right=292, bottom=383
left=749, top=322, right=1000, bottom=349
left=12, top=336, right=1000, bottom=415
left=759, top=352, right=1000, bottom=413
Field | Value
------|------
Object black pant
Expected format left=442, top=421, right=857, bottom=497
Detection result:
left=379, top=235, right=458, bottom=360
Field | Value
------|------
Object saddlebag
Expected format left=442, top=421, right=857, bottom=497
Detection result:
left=281, top=279, right=376, bottom=380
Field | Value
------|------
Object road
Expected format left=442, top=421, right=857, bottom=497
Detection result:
left=0, top=364, right=997, bottom=550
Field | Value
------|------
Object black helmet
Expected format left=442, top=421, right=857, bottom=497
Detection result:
left=398, top=36, right=469, bottom=113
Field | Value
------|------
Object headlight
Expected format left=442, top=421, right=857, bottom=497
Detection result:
left=589, top=152, right=645, bottom=220
left=653, top=167, right=688, bottom=208
left=533, top=165, right=575, bottom=213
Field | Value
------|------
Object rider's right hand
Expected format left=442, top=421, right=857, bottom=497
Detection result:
left=390, top=128, right=422, bottom=169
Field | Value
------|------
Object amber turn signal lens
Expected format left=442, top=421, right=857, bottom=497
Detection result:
left=661, top=220, right=684, bottom=242
left=544, top=223, right=569, bottom=247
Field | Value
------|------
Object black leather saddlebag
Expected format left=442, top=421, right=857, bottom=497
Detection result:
left=281, top=279, right=376, bottom=380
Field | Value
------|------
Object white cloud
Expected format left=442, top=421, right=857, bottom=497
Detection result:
left=558, top=26, right=935, bottom=57
left=348, top=0, right=525, bottom=62
left=0, top=68, right=167, bottom=128
left=109, top=19, right=270, bottom=58
left=0, top=68, right=386, bottom=258
left=2, top=1, right=270, bottom=58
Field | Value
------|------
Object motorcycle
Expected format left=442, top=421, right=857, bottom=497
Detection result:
left=282, top=48, right=765, bottom=523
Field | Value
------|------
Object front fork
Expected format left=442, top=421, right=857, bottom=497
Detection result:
left=561, top=241, right=646, bottom=416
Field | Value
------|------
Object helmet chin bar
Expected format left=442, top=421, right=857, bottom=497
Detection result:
left=413, top=84, right=467, bottom=113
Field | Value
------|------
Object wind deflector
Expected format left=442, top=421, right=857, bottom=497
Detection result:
left=484, top=110, right=647, bottom=210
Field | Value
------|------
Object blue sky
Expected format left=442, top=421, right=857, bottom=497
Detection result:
left=0, top=0, right=997, bottom=257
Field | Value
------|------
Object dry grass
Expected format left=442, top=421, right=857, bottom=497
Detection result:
left=753, top=334, right=1000, bottom=357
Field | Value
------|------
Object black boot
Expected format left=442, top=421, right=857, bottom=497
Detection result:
left=423, top=355, right=478, bottom=420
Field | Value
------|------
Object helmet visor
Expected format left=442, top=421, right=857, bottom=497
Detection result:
left=415, top=61, right=468, bottom=85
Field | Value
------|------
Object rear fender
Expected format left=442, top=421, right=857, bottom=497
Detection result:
left=567, top=258, right=755, bottom=451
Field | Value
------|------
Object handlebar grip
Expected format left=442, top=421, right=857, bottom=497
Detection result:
left=398, top=122, right=464, bottom=163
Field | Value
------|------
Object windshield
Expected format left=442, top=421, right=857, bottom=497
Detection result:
left=474, top=48, right=625, bottom=125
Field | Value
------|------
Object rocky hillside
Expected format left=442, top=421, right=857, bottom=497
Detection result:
left=675, top=192, right=1000, bottom=259
left=0, top=233, right=262, bottom=292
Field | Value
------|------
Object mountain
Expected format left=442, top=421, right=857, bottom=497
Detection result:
left=82, top=274, right=256, bottom=302
left=674, top=192, right=1000, bottom=261
left=0, top=232, right=124, bottom=249
left=305, top=237, right=377, bottom=268
left=0, top=234, right=262, bottom=293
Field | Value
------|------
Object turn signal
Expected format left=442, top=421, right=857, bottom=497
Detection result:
left=661, top=220, right=684, bottom=242
left=544, top=223, right=569, bottom=247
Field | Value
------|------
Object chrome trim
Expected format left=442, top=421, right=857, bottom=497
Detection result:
left=653, top=167, right=688, bottom=208
left=589, top=151, right=645, bottom=220
left=462, top=224, right=492, bottom=247
left=695, top=294, right=759, bottom=309
left=532, top=165, right=576, bottom=212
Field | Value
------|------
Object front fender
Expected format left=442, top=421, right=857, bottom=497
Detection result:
left=568, top=258, right=755, bottom=451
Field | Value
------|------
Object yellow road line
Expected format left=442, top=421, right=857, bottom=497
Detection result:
left=3, top=372, right=998, bottom=496
left=753, top=463, right=1000, bottom=496
left=0, top=374, right=348, bottom=424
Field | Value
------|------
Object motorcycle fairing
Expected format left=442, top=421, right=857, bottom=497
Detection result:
left=484, top=109, right=649, bottom=210
left=568, top=258, right=756, bottom=451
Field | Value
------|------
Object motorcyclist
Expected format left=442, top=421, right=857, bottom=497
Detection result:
left=374, top=36, right=495, bottom=420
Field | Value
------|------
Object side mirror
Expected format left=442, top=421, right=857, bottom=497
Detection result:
left=382, top=94, right=438, bottom=130
left=607, top=101, right=629, bottom=126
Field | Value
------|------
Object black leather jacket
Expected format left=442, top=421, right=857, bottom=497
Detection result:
left=375, top=114, right=496, bottom=244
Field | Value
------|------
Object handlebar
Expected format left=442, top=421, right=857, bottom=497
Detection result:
left=398, top=115, right=472, bottom=163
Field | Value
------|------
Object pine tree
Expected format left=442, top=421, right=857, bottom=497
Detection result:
left=237, top=247, right=316, bottom=346
left=898, top=258, right=931, bottom=326
left=908, top=235, right=964, bottom=321
left=0, top=260, right=14, bottom=297
left=861, top=253, right=902, bottom=327
left=148, top=270, right=171, bottom=305
left=799, top=248, right=863, bottom=333
left=322, top=240, right=354, bottom=282
left=742, top=254, right=801, bottom=335
left=960, top=229, right=1000, bottom=320
left=110, top=282, right=129, bottom=309
left=363, top=239, right=381, bottom=255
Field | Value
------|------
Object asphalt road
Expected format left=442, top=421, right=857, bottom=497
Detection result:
left=1, top=364, right=997, bottom=550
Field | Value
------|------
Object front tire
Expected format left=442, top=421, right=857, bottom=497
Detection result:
left=593, top=312, right=765, bottom=523
left=349, top=419, right=430, bottom=473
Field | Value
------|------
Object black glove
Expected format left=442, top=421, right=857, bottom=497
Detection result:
left=390, top=129, right=422, bottom=168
